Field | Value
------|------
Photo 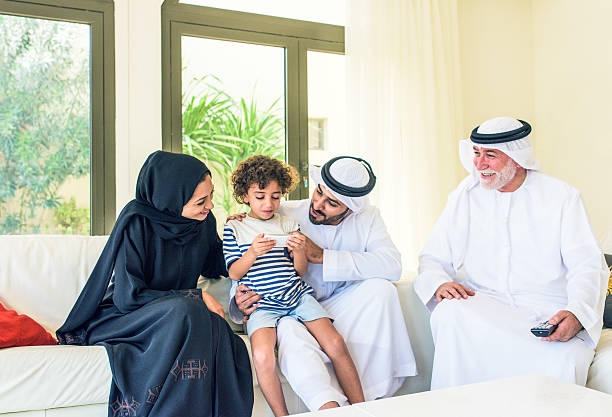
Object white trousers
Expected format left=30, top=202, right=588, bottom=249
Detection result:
left=276, top=279, right=417, bottom=411
left=430, top=292, right=595, bottom=390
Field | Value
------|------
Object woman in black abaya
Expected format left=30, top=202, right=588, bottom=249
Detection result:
left=57, top=150, right=253, bottom=417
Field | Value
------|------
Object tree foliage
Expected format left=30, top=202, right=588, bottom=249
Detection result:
left=182, top=76, right=285, bottom=216
left=0, top=15, right=90, bottom=234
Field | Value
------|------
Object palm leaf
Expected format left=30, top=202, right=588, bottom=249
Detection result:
left=181, top=75, right=286, bottom=214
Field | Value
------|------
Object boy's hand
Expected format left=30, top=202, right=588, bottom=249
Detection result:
left=287, top=231, right=306, bottom=254
left=226, top=212, right=247, bottom=223
left=248, top=233, right=275, bottom=257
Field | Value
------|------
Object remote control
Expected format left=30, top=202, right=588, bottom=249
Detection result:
left=530, top=320, right=558, bottom=337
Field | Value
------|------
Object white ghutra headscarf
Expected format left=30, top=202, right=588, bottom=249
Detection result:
left=459, top=116, right=541, bottom=174
left=309, top=157, right=375, bottom=214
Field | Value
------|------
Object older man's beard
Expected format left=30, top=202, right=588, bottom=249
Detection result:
left=479, top=159, right=517, bottom=190
left=308, top=203, right=350, bottom=225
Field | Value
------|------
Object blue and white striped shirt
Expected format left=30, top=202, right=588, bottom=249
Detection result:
left=223, top=214, right=313, bottom=312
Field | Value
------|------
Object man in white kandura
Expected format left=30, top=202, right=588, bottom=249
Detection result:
left=229, top=156, right=416, bottom=411
left=415, top=116, right=608, bottom=389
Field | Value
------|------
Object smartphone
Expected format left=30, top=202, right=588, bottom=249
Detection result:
left=263, top=234, right=291, bottom=247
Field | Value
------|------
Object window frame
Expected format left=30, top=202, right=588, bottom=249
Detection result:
left=0, top=0, right=115, bottom=235
left=161, top=0, right=344, bottom=199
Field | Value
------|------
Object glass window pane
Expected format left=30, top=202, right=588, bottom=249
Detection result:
left=0, top=14, right=91, bottom=235
left=179, top=0, right=346, bottom=26
left=307, top=51, right=346, bottom=196
left=181, top=36, right=285, bottom=220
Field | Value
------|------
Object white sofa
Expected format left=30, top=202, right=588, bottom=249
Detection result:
left=0, top=235, right=610, bottom=416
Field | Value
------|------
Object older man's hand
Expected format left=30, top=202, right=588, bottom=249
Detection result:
left=434, top=282, right=475, bottom=302
left=235, top=283, right=262, bottom=324
left=541, top=310, right=583, bottom=342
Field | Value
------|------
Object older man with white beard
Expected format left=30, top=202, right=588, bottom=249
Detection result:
left=415, top=116, right=608, bottom=389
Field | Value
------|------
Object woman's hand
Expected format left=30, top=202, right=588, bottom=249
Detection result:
left=202, top=291, right=225, bottom=318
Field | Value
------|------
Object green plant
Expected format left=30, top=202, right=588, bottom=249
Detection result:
left=53, top=197, right=89, bottom=235
left=0, top=15, right=90, bottom=234
left=182, top=76, right=285, bottom=215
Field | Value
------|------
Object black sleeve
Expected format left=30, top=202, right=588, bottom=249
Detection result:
left=202, top=230, right=228, bottom=279
left=112, top=218, right=201, bottom=313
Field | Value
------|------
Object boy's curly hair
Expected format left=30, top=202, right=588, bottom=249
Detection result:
left=231, top=155, right=299, bottom=205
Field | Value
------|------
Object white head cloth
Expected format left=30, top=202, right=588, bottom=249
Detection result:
left=309, top=158, right=372, bottom=213
left=459, top=116, right=541, bottom=173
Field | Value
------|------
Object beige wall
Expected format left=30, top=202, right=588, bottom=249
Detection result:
left=458, top=0, right=534, bottom=139
left=532, top=0, right=612, bottom=239
left=458, top=0, right=612, bottom=239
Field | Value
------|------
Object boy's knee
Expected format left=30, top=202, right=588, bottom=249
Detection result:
left=252, top=347, right=277, bottom=373
left=321, top=331, right=347, bottom=360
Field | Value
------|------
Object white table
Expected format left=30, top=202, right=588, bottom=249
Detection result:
left=294, top=375, right=612, bottom=416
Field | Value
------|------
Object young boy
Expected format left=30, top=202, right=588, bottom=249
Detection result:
left=223, top=155, right=364, bottom=416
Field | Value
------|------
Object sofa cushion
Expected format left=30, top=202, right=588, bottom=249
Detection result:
left=0, top=235, right=109, bottom=333
left=0, top=345, right=111, bottom=414
left=586, top=328, right=612, bottom=394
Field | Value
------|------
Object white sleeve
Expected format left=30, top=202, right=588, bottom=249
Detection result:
left=227, top=281, right=244, bottom=324
left=560, top=191, right=608, bottom=347
left=321, top=208, right=402, bottom=282
left=414, top=197, right=457, bottom=310
left=291, top=217, right=300, bottom=233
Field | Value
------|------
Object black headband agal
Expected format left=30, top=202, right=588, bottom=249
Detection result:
left=470, top=120, right=531, bottom=144
left=320, top=156, right=376, bottom=198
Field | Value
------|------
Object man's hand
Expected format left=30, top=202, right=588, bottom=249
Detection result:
left=226, top=212, right=247, bottom=222
left=541, top=310, right=583, bottom=342
left=235, top=284, right=262, bottom=324
left=434, top=282, right=475, bottom=302
left=292, top=232, right=323, bottom=264
left=202, top=291, right=225, bottom=318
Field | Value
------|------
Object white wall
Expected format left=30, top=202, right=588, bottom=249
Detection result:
left=114, top=0, right=164, bottom=211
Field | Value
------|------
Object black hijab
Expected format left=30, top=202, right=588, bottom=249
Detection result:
left=57, top=150, right=212, bottom=336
